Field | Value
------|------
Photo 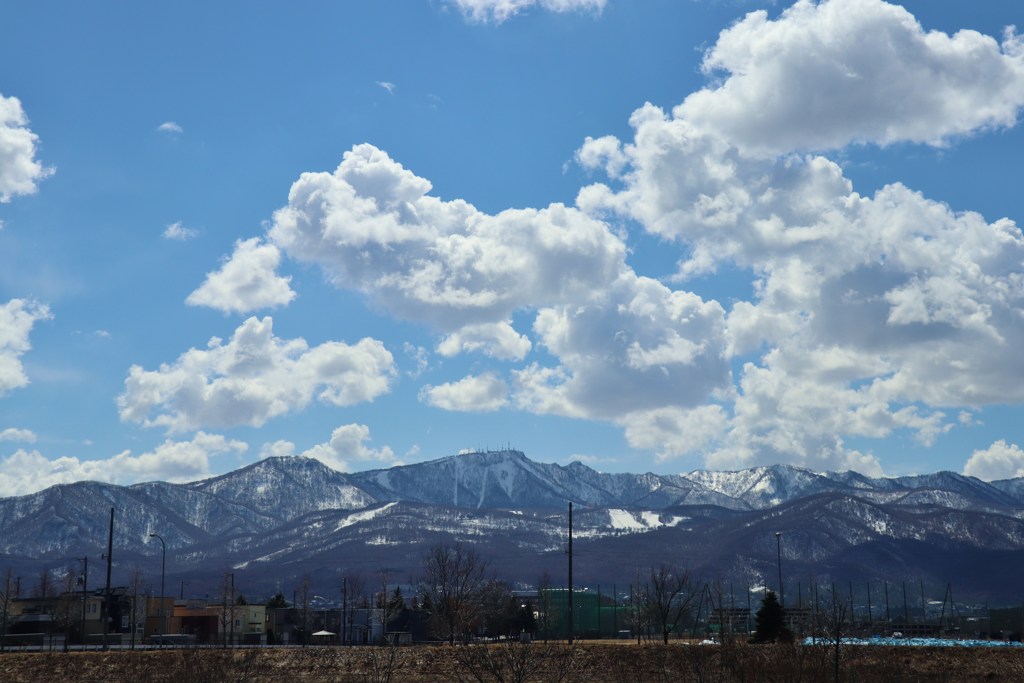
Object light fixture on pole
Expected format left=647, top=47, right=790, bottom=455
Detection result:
left=149, top=533, right=166, bottom=646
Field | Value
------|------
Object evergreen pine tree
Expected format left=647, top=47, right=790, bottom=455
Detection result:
left=266, top=592, right=288, bottom=609
left=751, top=590, right=792, bottom=643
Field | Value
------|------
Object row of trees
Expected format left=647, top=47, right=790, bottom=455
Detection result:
left=410, top=548, right=702, bottom=646
left=0, top=544, right=871, bottom=653
left=0, top=552, right=763, bottom=648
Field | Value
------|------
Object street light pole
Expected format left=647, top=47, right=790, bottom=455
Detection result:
left=149, top=533, right=166, bottom=647
left=102, top=508, right=113, bottom=651
left=775, top=532, right=784, bottom=609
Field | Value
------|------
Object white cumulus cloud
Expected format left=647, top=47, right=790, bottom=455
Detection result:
left=514, top=274, right=729, bottom=420
left=118, top=316, right=396, bottom=432
left=0, top=432, right=248, bottom=497
left=620, top=405, right=730, bottom=463
left=679, top=0, right=1024, bottom=156
left=259, top=439, right=297, bottom=459
left=268, top=143, right=627, bottom=331
left=420, top=373, right=509, bottom=412
left=0, top=427, right=36, bottom=443
left=436, top=321, right=532, bottom=361
left=186, top=1, right=1023, bottom=476
left=963, top=440, right=1024, bottom=481
left=163, top=221, right=199, bottom=241
left=574, top=0, right=1024, bottom=473
left=0, top=299, right=52, bottom=396
left=0, top=93, right=52, bottom=202
left=186, top=238, right=296, bottom=313
left=157, top=121, right=183, bottom=134
left=300, top=423, right=396, bottom=472
left=235, top=144, right=734, bottom=442
left=451, top=0, right=605, bottom=23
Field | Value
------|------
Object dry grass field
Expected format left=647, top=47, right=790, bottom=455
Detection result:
left=2, top=641, right=1024, bottom=682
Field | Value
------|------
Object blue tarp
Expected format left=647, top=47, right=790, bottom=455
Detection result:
left=802, top=637, right=1023, bottom=648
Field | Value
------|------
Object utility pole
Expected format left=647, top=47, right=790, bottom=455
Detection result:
left=636, top=567, right=643, bottom=644
left=811, top=580, right=818, bottom=646
left=630, top=578, right=637, bottom=645
left=230, top=572, right=236, bottom=647
left=567, top=501, right=573, bottom=644
left=341, top=577, right=347, bottom=646
left=102, top=507, right=113, bottom=651
left=222, top=572, right=235, bottom=649
left=747, top=584, right=752, bottom=635
left=79, top=557, right=88, bottom=649
left=920, top=581, right=926, bottom=626
left=775, top=532, right=784, bottom=608
left=730, top=583, right=736, bottom=639
left=612, top=583, right=617, bottom=636
left=149, top=533, right=166, bottom=647
left=848, top=582, right=854, bottom=626
left=866, top=582, right=873, bottom=625
left=902, top=581, right=909, bottom=625
left=1, top=570, right=13, bottom=654
left=884, top=581, right=890, bottom=623
left=381, top=570, right=388, bottom=641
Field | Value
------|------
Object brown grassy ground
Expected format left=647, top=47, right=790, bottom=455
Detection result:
left=1, top=641, right=1023, bottom=682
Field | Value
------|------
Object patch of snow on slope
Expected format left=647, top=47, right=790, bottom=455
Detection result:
left=609, top=509, right=645, bottom=530
left=640, top=511, right=662, bottom=527
left=493, top=456, right=518, bottom=501
left=478, top=467, right=488, bottom=508
left=609, top=509, right=685, bottom=531
left=335, top=503, right=397, bottom=531
left=366, top=535, right=400, bottom=546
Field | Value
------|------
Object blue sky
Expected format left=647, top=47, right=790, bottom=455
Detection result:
left=2, top=0, right=1024, bottom=495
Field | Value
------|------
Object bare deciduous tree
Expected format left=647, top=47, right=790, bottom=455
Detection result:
left=51, top=564, right=81, bottom=652
left=34, top=566, right=56, bottom=598
left=298, top=575, right=312, bottom=647
left=342, top=571, right=366, bottom=645
left=127, top=567, right=146, bottom=649
left=421, top=542, right=489, bottom=644
left=219, top=572, right=239, bottom=649
left=454, top=641, right=579, bottom=683
left=364, top=639, right=406, bottom=683
left=641, top=563, right=697, bottom=645
left=537, top=572, right=555, bottom=643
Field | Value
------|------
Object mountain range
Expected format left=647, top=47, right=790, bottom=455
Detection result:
left=3, top=449, right=1023, bottom=603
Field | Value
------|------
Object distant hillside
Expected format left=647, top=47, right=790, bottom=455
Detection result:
left=2, top=449, right=1023, bottom=603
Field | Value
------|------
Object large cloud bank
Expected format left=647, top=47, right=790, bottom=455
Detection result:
left=575, top=0, right=1024, bottom=473
left=182, top=0, right=1024, bottom=476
